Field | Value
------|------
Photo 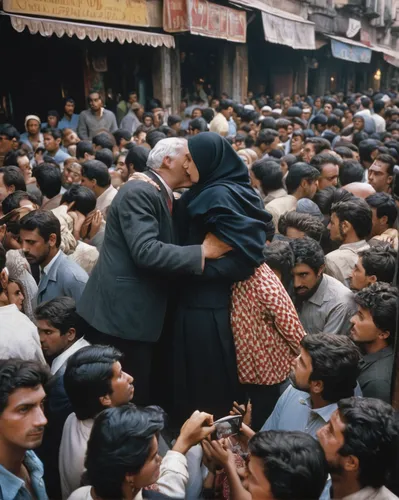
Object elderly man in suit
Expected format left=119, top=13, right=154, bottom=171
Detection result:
left=19, top=210, right=88, bottom=305
left=78, top=137, right=230, bottom=405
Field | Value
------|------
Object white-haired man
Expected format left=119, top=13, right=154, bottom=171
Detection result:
left=78, top=138, right=230, bottom=405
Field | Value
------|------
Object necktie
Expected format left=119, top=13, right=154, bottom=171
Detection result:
left=167, top=196, right=173, bottom=215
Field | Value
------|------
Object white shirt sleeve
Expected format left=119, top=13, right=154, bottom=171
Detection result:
left=156, top=450, right=189, bottom=499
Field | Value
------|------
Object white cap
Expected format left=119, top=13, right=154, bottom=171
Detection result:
left=272, top=108, right=282, bottom=115
left=382, top=94, right=391, bottom=103
left=262, top=106, right=272, bottom=112
left=244, top=104, right=255, bottom=110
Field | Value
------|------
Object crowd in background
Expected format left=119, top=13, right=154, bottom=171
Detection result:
left=0, top=85, right=398, bottom=500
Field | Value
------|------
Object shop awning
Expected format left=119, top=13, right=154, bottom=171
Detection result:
left=5, top=13, right=175, bottom=48
left=230, top=0, right=315, bottom=50
left=370, top=44, right=399, bottom=68
left=327, top=35, right=372, bottom=64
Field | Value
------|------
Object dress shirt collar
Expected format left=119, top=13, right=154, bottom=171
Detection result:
left=41, top=249, right=61, bottom=276
left=300, top=395, right=338, bottom=422
left=150, top=170, right=174, bottom=201
left=0, top=450, right=45, bottom=500
left=51, top=337, right=90, bottom=375
left=339, top=240, right=368, bottom=251
left=97, top=184, right=116, bottom=204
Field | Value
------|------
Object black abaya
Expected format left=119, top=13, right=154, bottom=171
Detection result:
left=172, top=133, right=274, bottom=421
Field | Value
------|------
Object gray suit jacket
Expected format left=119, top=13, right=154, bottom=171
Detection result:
left=37, top=252, right=88, bottom=305
left=77, top=172, right=203, bottom=342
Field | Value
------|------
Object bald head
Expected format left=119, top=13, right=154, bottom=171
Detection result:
left=343, top=182, right=375, bottom=199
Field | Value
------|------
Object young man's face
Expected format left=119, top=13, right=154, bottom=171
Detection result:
left=350, top=305, right=387, bottom=345
left=319, top=163, right=339, bottom=190
left=47, top=116, right=58, bottom=128
left=278, top=128, right=289, bottom=142
left=246, top=454, right=275, bottom=499
left=368, top=160, right=393, bottom=193
left=37, top=318, right=75, bottom=359
left=108, top=361, right=134, bottom=406
left=0, top=385, right=47, bottom=450
left=0, top=135, right=12, bottom=155
left=20, top=228, right=53, bottom=266
left=328, top=212, right=343, bottom=243
left=0, top=173, right=13, bottom=203
left=89, top=93, right=102, bottom=112
left=27, top=120, right=40, bottom=135
left=62, top=162, right=82, bottom=187
left=317, top=410, right=346, bottom=470
left=292, top=263, right=321, bottom=299
left=289, top=347, right=313, bottom=392
left=302, top=143, right=316, bottom=163
left=350, top=257, right=374, bottom=291
left=43, top=133, right=60, bottom=153
left=65, top=102, right=75, bottom=116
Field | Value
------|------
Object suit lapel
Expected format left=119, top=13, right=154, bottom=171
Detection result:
left=38, top=253, right=63, bottom=298
left=145, top=171, right=174, bottom=231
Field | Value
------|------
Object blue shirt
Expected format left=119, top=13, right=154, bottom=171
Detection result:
left=0, top=450, right=48, bottom=499
left=51, top=149, right=71, bottom=166
left=228, top=117, right=237, bottom=137
left=261, top=385, right=338, bottom=438
left=58, top=114, right=79, bottom=131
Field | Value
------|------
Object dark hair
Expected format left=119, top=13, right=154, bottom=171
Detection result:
left=113, top=129, right=132, bottom=147
left=251, top=159, right=283, bottom=193
left=167, top=115, right=182, bottom=127
left=35, top=297, right=83, bottom=338
left=305, top=137, right=332, bottom=154
left=0, top=359, right=50, bottom=415
left=360, top=96, right=371, bottom=109
left=146, top=131, right=166, bottom=149
left=142, top=112, right=154, bottom=124
left=278, top=211, right=325, bottom=242
left=354, top=282, right=398, bottom=342
left=256, top=129, right=278, bottom=148
left=33, top=163, right=62, bottom=199
left=301, top=334, right=360, bottom=401
left=2, top=191, right=37, bottom=215
left=125, top=146, right=149, bottom=174
left=339, top=160, right=364, bottom=186
left=82, top=160, right=110, bottom=188
left=358, top=139, right=380, bottom=164
left=334, top=146, right=354, bottom=159
left=374, top=100, right=385, bottom=114
left=0, top=166, right=26, bottom=192
left=276, top=118, right=291, bottom=130
left=64, top=97, right=75, bottom=106
left=260, top=117, right=277, bottom=130
left=64, top=345, right=124, bottom=420
left=327, top=115, right=343, bottom=130
left=0, top=125, right=20, bottom=141
left=281, top=154, right=298, bottom=169
left=42, top=128, right=62, bottom=141
left=201, top=108, right=215, bottom=124
left=285, top=163, right=319, bottom=195
left=92, top=132, right=115, bottom=150
left=218, top=99, right=233, bottom=112
left=248, top=431, right=328, bottom=500
left=0, top=243, right=5, bottom=273
left=85, top=405, right=165, bottom=498
left=289, top=236, right=325, bottom=273
left=19, top=210, right=61, bottom=247
left=313, top=187, right=354, bottom=215
left=189, top=117, right=208, bottom=133
left=331, top=199, right=372, bottom=240
left=310, top=153, right=342, bottom=173
left=60, top=185, right=96, bottom=216
left=366, top=192, right=397, bottom=227
left=263, top=241, right=294, bottom=290
left=76, top=141, right=94, bottom=160
left=95, top=149, right=113, bottom=169
left=3, top=149, right=29, bottom=167
left=337, top=397, right=399, bottom=488
left=359, top=246, right=397, bottom=284
left=373, top=153, right=395, bottom=175
left=157, top=125, right=176, bottom=137
left=353, top=132, right=370, bottom=147
left=335, top=141, right=359, bottom=154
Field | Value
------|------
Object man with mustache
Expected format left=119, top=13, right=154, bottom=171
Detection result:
left=290, top=237, right=357, bottom=335
left=0, top=359, right=50, bottom=499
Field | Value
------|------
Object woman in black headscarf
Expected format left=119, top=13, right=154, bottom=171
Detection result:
left=172, top=132, right=274, bottom=421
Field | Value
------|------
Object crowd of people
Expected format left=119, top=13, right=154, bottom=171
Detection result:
left=0, top=86, right=398, bottom=500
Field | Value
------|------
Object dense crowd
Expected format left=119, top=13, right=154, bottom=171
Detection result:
left=0, top=86, right=398, bottom=500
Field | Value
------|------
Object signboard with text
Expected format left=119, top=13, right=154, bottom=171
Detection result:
left=3, top=0, right=149, bottom=28
left=164, top=0, right=246, bottom=43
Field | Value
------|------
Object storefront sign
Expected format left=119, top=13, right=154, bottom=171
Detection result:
left=164, top=0, right=246, bottom=43
left=261, top=10, right=315, bottom=50
left=3, top=0, right=149, bottom=28
left=331, top=39, right=372, bottom=64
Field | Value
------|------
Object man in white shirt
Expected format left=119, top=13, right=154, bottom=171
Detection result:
left=60, top=345, right=135, bottom=499
left=0, top=243, right=45, bottom=364
left=35, top=296, right=90, bottom=499
left=372, top=100, right=386, bottom=133
left=81, top=160, right=117, bottom=219
left=209, top=100, right=234, bottom=137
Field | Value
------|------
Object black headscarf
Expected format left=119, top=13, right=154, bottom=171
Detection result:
left=127, top=146, right=149, bottom=173
left=183, top=132, right=274, bottom=266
